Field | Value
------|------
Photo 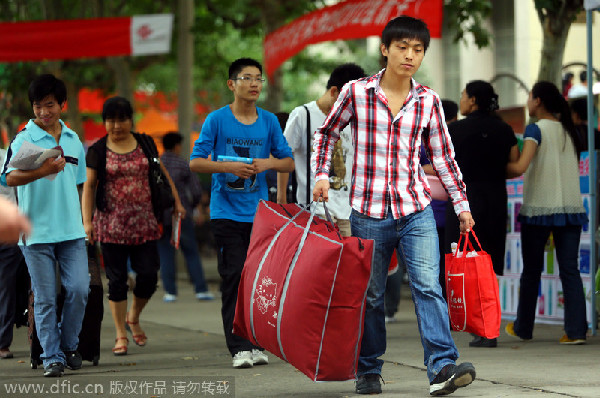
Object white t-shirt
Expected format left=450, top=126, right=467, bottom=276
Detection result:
left=283, top=101, right=353, bottom=219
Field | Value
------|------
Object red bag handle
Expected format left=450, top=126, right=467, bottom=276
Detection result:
left=453, top=229, right=483, bottom=258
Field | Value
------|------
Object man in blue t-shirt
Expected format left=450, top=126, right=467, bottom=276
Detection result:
left=190, top=58, right=294, bottom=369
left=0, top=74, right=89, bottom=377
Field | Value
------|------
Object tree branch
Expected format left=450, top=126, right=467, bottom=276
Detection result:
left=535, top=5, right=545, bottom=24
left=205, top=0, right=261, bottom=30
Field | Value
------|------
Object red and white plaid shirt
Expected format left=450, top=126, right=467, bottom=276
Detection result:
left=312, top=70, right=470, bottom=219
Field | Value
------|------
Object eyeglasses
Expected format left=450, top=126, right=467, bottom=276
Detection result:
left=231, top=76, right=266, bottom=84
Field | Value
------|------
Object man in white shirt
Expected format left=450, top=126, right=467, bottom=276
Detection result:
left=277, top=63, right=365, bottom=236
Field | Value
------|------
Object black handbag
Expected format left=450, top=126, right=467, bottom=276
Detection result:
left=138, top=134, right=175, bottom=219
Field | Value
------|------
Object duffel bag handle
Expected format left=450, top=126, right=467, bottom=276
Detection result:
left=311, top=200, right=342, bottom=240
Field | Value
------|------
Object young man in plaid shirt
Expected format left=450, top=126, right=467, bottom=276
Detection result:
left=312, top=16, right=476, bottom=396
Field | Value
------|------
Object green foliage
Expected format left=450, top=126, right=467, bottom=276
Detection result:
left=533, top=0, right=583, bottom=23
left=187, top=0, right=334, bottom=111
left=444, top=0, right=493, bottom=48
left=0, top=0, right=177, bottom=134
left=1, top=0, right=498, bottom=134
left=278, top=41, right=380, bottom=112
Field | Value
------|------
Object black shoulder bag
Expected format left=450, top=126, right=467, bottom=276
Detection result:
left=137, top=134, right=175, bottom=219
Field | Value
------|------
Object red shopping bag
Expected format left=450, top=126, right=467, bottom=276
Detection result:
left=444, top=230, right=500, bottom=339
left=233, top=201, right=373, bottom=381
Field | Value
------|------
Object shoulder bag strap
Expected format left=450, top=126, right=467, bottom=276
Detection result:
left=303, top=105, right=311, bottom=205
left=137, top=133, right=160, bottom=170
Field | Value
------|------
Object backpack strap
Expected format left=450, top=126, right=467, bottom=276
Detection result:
left=303, top=105, right=311, bottom=205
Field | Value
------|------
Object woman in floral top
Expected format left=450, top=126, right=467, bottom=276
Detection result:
left=82, top=97, right=184, bottom=355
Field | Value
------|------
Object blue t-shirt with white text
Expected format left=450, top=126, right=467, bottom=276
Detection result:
left=190, top=105, right=292, bottom=222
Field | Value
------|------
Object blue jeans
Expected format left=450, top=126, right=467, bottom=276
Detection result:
left=351, top=206, right=458, bottom=382
left=515, top=223, right=588, bottom=339
left=158, top=217, right=209, bottom=295
left=20, top=239, right=89, bottom=368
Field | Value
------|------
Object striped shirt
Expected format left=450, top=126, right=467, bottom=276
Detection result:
left=312, top=70, right=470, bottom=219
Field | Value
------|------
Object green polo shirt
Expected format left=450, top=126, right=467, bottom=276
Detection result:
left=1, top=119, right=87, bottom=245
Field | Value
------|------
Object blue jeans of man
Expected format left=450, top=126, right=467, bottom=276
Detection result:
left=351, top=206, right=458, bottom=382
left=514, top=223, right=587, bottom=339
left=20, top=238, right=89, bottom=368
left=158, top=217, right=209, bottom=295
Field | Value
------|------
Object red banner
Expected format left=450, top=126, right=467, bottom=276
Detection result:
left=264, top=0, right=443, bottom=78
left=0, top=14, right=173, bottom=62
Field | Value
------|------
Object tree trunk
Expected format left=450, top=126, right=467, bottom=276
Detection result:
left=536, top=18, right=571, bottom=87
left=258, top=0, right=286, bottom=113
left=177, top=0, right=194, bottom=159
left=265, top=67, right=283, bottom=113
left=65, top=80, right=84, bottom=141
left=107, top=57, right=134, bottom=102
left=535, top=2, right=583, bottom=87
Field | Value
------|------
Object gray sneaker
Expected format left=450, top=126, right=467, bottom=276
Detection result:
left=195, top=291, right=215, bottom=301
left=232, top=350, right=253, bottom=368
left=251, top=349, right=268, bottom=365
left=43, top=362, right=65, bottom=377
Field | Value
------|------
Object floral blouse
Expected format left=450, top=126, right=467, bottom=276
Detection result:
left=93, top=145, right=161, bottom=244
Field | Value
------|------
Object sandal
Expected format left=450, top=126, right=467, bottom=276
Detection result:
left=112, top=337, right=128, bottom=356
left=125, top=313, right=148, bottom=347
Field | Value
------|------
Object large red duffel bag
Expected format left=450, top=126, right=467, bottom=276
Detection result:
left=233, top=200, right=373, bottom=381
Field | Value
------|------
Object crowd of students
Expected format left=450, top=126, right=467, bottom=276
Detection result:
left=0, top=14, right=595, bottom=397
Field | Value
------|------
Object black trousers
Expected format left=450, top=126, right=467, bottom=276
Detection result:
left=211, top=219, right=261, bottom=356
left=0, top=244, right=25, bottom=348
left=101, top=241, right=159, bottom=302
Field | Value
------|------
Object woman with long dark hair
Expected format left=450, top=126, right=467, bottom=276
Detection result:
left=445, top=80, right=518, bottom=347
left=506, top=81, right=588, bottom=344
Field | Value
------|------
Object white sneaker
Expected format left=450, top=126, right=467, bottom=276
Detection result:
left=385, top=315, right=398, bottom=324
left=232, top=350, right=253, bottom=368
left=195, top=291, right=215, bottom=301
left=163, top=293, right=177, bottom=303
left=251, top=349, right=269, bottom=365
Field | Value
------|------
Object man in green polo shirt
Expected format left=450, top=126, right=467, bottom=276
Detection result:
left=1, top=74, right=89, bottom=377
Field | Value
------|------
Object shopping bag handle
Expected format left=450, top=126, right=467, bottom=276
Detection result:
left=454, top=229, right=483, bottom=258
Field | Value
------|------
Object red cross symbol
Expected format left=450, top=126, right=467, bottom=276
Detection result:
left=137, top=24, right=153, bottom=40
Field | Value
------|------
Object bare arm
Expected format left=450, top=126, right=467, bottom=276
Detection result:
left=505, top=144, right=521, bottom=178
left=190, top=157, right=257, bottom=179
left=277, top=172, right=290, bottom=204
left=253, top=157, right=294, bottom=174
left=506, top=140, right=537, bottom=178
left=5, top=157, right=65, bottom=186
left=0, top=196, right=31, bottom=243
left=81, top=168, right=97, bottom=243
left=422, top=164, right=435, bottom=176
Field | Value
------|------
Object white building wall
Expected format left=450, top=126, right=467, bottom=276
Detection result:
left=563, top=13, right=600, bottom=81
left=424, top=39, right=444, bottom=96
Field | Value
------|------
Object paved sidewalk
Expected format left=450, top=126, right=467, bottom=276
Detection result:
left=0, top=258, right=598, bottom=397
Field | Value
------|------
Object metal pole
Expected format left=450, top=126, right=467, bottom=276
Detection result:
left=585, top=8, right=597, bottom=336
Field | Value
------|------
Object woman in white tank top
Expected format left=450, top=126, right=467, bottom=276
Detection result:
left=505, top=81, right=588, bottom=344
